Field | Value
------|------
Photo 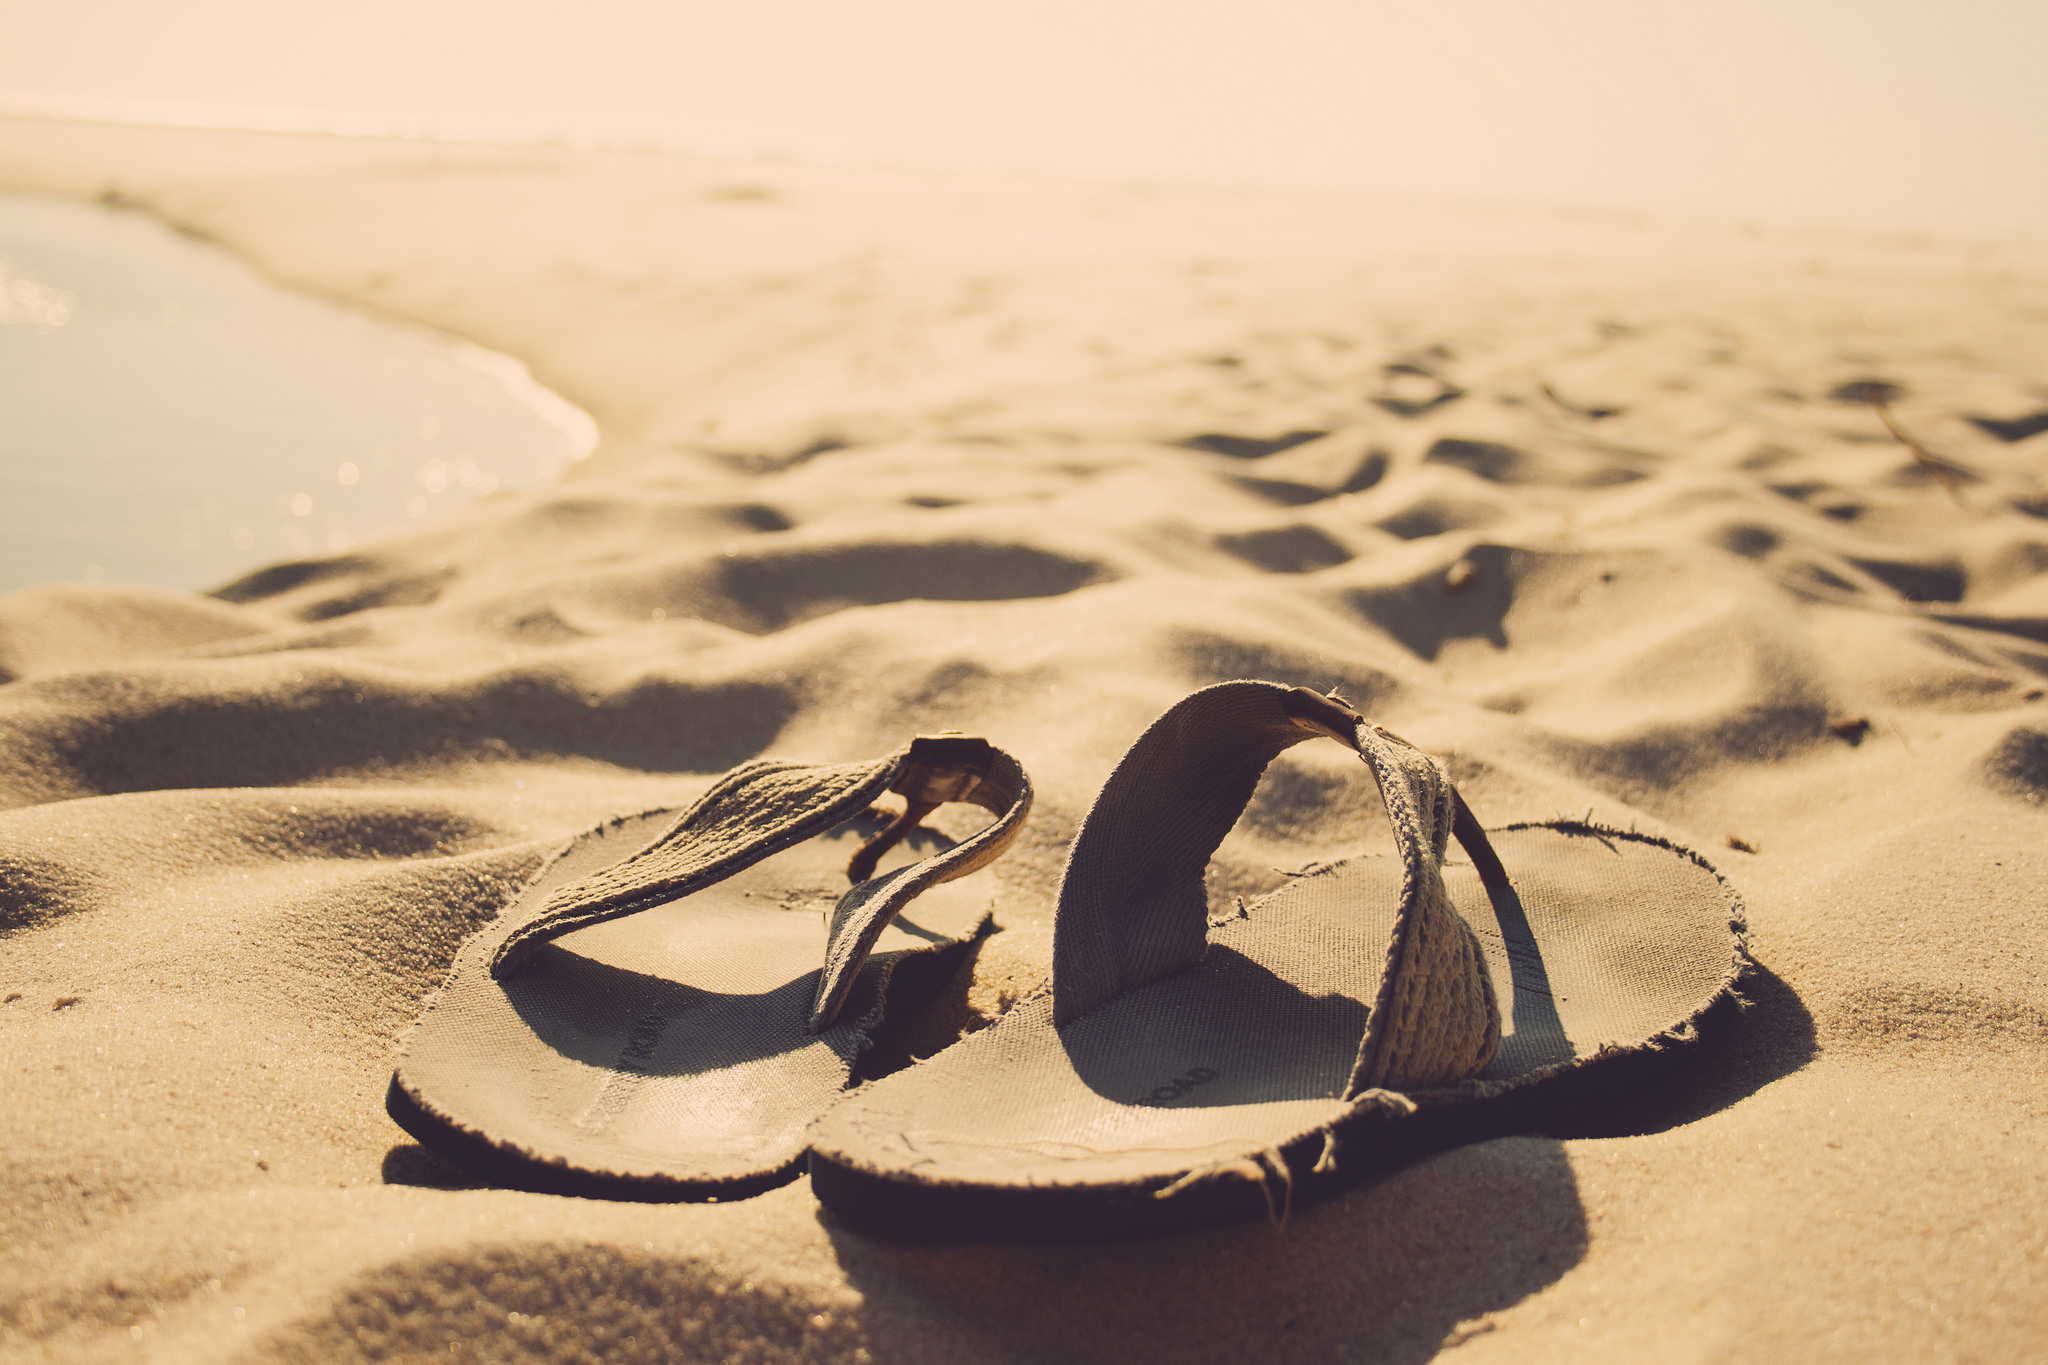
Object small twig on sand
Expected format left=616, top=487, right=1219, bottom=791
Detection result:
left=1870, top=399, right=1968, bottom=505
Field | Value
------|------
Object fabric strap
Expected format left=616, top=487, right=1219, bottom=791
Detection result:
left=487, top=736, right=1033, bottom=1032
left=810, top=740, right=1032, bottom=1030
left=1049, top=680, right=1501, bottom=1096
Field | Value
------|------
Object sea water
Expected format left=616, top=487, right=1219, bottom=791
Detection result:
left=0, top=191, right=595, bottom=596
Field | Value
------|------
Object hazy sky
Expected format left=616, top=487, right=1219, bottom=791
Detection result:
left=3, top=0, right=2042, bottom=237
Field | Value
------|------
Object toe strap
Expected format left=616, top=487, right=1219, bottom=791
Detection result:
left=1048, top=680, right=1500, bottom=1093
left=487, top=736, right=1032, bottom=1007
left=809, top=738, right=1034, bottom=1031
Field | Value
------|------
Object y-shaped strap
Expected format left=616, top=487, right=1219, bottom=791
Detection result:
left=488, top=736, right=1033, bottom=1033
left=1050, top=681, right=1500, bottom=1095
left=810, top=739, right=1031, bottom=1031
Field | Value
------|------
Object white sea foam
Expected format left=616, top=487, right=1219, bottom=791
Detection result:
left=445, top=339, right=599, bottom=461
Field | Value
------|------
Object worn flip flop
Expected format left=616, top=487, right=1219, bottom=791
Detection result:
left=388, top=734, right=1032, bottom=1200
left=807, top=681, right=1746, bottom=1241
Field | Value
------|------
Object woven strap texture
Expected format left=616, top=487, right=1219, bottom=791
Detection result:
left=487, top=738, right=1033, bottom=1031
left=1050, top=680, right=1500, bottom=1096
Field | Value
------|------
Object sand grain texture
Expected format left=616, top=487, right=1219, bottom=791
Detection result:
left=1, top=116, right=2045, bottom=1363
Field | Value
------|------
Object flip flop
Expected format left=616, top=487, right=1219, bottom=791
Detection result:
left=807, top=681, right=1747, bottom=1240
left=388, top=734, right=1033, bottom=1200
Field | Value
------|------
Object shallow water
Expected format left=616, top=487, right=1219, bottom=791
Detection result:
left=0, top=191, right=594, bottom=596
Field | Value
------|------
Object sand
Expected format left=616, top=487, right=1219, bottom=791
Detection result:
left=1, top=113, right=2045, bottom=1364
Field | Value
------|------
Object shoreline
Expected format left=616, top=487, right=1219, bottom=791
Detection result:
left=0, top=183, right=599, bottom=596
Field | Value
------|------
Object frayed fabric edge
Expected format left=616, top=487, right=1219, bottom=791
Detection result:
left=1148, top=1089, right=1420, bottom=1229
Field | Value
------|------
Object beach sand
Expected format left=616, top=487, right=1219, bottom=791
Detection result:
left=1, top=115, right=2045, bottom=1363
